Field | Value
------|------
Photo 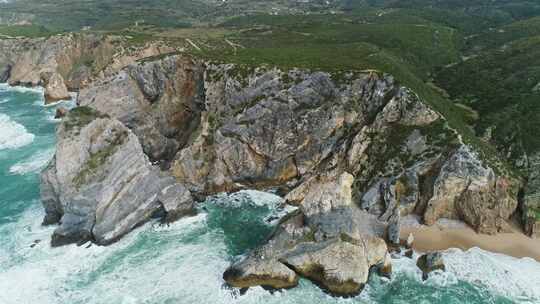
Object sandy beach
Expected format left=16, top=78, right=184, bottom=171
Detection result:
left=400, top=224, right=540, bottom=262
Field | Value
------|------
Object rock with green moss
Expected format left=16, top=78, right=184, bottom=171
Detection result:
left=40, top=107, right=194, bottom=246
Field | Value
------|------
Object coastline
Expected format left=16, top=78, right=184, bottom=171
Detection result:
left=400, top=224, right=540, bottom=262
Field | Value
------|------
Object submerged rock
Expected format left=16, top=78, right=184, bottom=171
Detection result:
left=417, top=252, right=446, bottom=280
left=54, top=106, right=68, bottom=119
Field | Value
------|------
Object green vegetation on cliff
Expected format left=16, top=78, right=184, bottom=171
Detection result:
left=2, top=0, right=539, bottom=177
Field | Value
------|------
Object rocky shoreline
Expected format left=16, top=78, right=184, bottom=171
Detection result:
left=0, top=33, right=538, bottom=296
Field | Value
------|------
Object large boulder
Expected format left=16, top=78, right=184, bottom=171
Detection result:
left=223, top=210, right=306, bottom=290
left=41, top=107, right=194, bottom=246
left=223, top=208, right=390, bottom=296
left=281, top=236, right=387, bottom=296
left=41, top=72, right=71, bottom=103
left=417, top=252, right=446, bottom=280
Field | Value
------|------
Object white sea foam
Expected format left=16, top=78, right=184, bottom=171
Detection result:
left=9, top=148, right=55, bottom=175
left=0, top=194, right=539, bottom=304
left=443, top=247, right=540, bottom=302
left=0, top=83, right=44, bottom=95
left=0, top=199, right=359, bottom=304
left=0, top=114, right=35, bottom=150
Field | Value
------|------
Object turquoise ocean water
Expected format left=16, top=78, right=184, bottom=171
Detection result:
left=0, top=84, right=539, bottom=304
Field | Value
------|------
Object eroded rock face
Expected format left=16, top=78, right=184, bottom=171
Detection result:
left=40, top=107, right=194, bottom=246
left=78, top=55, right=205, bottom=165
left=424, top=146, right=519, bottom=234
left=0, top=34, right=179, bottom=103
left=34, top=51, right=523, bottom=294
left=41, top=72, right=70, bottom=103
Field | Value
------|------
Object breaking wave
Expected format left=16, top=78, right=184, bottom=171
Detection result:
left=0, top=114, right=35, bottom=150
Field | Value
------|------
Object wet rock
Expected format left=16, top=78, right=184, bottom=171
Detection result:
left=157, top=182, right=195, bottom=222
left=377, top=252, right=393, bottom=278
left=404, top=249, right=414, bottom=259
left=54, top=107, right=69, bottom=119
left=417, top=252, right=446, bottom=280
left=281, top=235, right=388, bottom=296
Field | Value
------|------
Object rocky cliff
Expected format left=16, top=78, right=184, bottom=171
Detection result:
left=1, top=33, right=529, bottom=295
left=71, top=54, right=522, bottom=295
left=41, top=107, right=194, bottom=246
left=0, top=34, right=178, bottom=103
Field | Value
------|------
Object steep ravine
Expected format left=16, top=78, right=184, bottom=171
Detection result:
left=0, top=34, right=533, bottom=296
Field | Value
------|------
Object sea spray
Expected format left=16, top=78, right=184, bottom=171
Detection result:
left=0, top=113, right=35, bottom=150
left=9, top=148, right=55, bottom=175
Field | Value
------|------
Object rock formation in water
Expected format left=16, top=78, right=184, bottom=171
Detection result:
left=417, top=252, right=446, bottom=280
left=71, top=54, right=521, bottom=294
left=0, top=34, right=532, bottom=295
left=41, top=107, right=194, bottom=246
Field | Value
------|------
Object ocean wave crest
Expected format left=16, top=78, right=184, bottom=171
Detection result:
left=9, top=148, right=55, bottom=175
left=0, top=114, right=35, bottom=150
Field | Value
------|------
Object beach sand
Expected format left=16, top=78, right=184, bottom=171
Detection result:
left=400, top=224, right=540, bottom=262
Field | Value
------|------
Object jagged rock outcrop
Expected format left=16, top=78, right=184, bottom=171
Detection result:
left=71, top=56, right=521, bottom=294
left=423, top=146, right=519, bottom=234
left=40, top=107, right=194, bottom=246
left=0, top=31, right=525, bottom=295
left=77, top=55, right=205, bottom=165
left=0, top=34, right=178, bottom=102
left=417, top=252, right=446, bottom=280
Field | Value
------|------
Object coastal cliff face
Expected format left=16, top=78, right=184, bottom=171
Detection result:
left=0, top=34, right=177, bottom=103
left=0, top=35, right=529, bottom=295
left=41, top=107, right=194, bottom=246
left=72, top=54, right=521, bottom=294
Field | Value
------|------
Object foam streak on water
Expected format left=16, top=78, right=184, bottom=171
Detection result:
left=9, top=148, right=55, bottom=175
